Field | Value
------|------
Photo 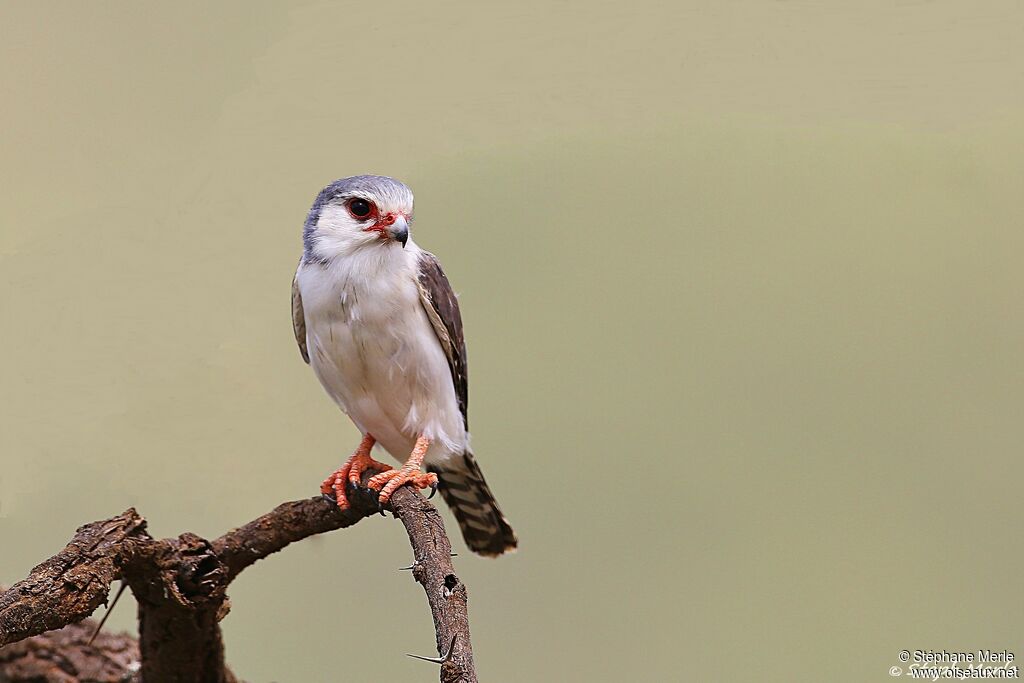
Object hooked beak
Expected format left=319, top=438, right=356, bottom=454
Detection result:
left=367, top=212, right=410, bottom=247
left=388, top=215, right=409, bottom=248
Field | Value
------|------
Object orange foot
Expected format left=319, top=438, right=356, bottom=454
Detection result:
left=321, top=434, right=393, bottom=511
left=366, top=435, right=439, bottom=506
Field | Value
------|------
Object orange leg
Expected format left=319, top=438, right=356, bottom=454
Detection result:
left=321, top=434, right=393, bottom=511
left=366, top=436, right=439, bottom=506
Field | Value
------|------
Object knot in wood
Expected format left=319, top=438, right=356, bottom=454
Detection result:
left=173, top=533, right=226, bottom=601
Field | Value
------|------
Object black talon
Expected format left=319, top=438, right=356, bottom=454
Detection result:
left=427, top=483, right=438, bottom=500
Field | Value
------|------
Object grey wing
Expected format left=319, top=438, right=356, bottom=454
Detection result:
left=416, top=251, right=468, bottom=428
left=291, top=269, right=309, bottom=364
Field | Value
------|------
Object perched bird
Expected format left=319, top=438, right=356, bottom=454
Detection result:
left=292, top=175, right=517, bottom=556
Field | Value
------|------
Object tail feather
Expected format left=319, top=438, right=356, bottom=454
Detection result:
left=429, top=452, right=517, bottom=557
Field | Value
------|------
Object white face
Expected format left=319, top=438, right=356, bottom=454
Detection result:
left=307, top=178, right=415, bottom=261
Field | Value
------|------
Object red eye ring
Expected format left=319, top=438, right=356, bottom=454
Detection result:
left=347, top=198, right=377, bottom=220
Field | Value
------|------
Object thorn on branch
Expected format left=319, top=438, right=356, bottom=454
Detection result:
left=407, top=634, right=458, bottom=665
left=87, top=582, right=127, bottom=646
left=2, top=485, right=480, bottom=682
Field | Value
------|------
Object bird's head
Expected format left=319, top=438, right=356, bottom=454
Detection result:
left=303, top=175, right=415, bottom=261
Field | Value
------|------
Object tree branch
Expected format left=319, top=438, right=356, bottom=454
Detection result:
left=0, top=486, right=478, bottom=683
left=0, top=614, right=141, bottom=683
left=212, top=486, right=382, bottom=582
left=390, top=489, right=477, bottom=683
left=0, top=509, right=148, bottom=647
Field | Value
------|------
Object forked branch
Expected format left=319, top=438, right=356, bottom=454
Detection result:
left=0, top=486, right=477, bottom=683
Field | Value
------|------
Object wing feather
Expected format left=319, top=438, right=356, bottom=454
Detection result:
left=291, top=269, right=309, bottom=364
left=416, top=251, right=468, bottom=428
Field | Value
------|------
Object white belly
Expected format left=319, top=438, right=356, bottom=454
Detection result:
left=297, top=257, right=467, bottom=465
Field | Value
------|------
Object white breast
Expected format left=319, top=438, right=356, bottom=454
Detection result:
left=296, top=244, right=467, bottom=465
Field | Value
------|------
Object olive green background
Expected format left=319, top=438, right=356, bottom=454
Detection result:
left=2, top=2, right=1022, bottom=681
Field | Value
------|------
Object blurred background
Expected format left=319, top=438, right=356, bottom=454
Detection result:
left=2, top=2, right=1022, bottom=681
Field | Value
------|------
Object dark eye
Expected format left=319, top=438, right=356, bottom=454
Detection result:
left=348, top=198, right=373, bottom=219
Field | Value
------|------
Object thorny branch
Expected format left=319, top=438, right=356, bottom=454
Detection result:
left=0, top=486, right=478, bottom=683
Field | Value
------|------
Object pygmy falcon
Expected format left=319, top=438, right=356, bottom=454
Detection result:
left=292, top=175, right=517, bottom=556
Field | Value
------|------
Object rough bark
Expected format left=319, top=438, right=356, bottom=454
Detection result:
left=0, top=617, right=140, bottom=683
left=0, top=511, right=147, bottom=647
left=121, top=533, right=234, bottom=683
left=0, top=486, right=477, bottom=683
left=391, top=491, right=477, bottom=683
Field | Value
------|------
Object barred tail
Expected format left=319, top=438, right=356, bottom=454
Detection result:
left=429, top=452, right=517, bottom=557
